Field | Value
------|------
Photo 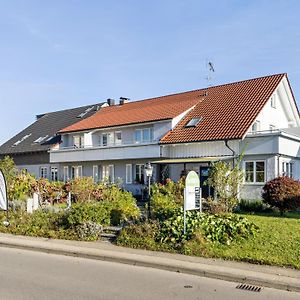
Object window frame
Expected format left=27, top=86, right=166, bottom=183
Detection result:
left=71, top=166, right=83, bottom=179
left=282, top=161, right=293, bottom=178
left=73, top=135, right=84, bottom=148
left=126, top=164, right=132, bottom=184
left=135, top=128, right=153, bottom=144
left=135, top=164, right=145, bottom=184
left=40, top=166, right=48, bottom=179
left=102, top=164, right=114, bottom=183
left=51, top=167, right=58, bottom=181
left=93, top=165, right=99, bottom=183
left=244, top=160, right=266, bottom=184
left=63, top=166, right=69, bottom=182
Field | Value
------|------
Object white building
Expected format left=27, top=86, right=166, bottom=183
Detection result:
left=49, top=73, right=300, bottom=199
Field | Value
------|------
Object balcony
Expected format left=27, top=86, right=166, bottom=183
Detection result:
left=50, top=142, right=162, bottom=163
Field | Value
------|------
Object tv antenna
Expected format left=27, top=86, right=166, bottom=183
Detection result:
left=205, top=59, right=215, bottom=87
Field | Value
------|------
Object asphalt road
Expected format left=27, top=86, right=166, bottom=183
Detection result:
left=0, top=246, right=298, bottom=300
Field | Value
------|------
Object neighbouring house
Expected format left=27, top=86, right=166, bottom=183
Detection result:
left=48, top=73, right=300, bottom=199
left=0, top=103, right=106, bottom=180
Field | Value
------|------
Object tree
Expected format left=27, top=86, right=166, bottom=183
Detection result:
left=205, top=158, right=244, bottom=212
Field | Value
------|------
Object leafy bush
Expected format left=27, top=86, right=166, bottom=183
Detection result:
left=66, top=202, right=112, bottom=227
left=150, top=179, right=184, bottom=220
left=262, top=177, right=300, bottom=214
left=69, top=177, right=95, bottom=202
left=157, top=209, right=258, bottom=246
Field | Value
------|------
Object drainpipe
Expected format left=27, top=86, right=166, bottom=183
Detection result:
left=225, top=140, right=236, bottom=168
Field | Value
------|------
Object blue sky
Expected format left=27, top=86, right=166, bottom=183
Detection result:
left=0, top=0, right=300, bottom=145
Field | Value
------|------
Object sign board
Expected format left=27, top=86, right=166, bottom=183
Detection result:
left=184, top=171, right=201, bottom=211
left=0, top=170, right=7, bottom=211
left=183, top=171, right=202, bottom=234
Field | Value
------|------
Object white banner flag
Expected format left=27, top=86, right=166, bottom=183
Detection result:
left=0, top=170, right=7, bottom=211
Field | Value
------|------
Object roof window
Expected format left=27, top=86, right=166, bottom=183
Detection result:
left=185, top=117, right=202, bottom=128
left=77, top=106, right=95, bottom=118
left=12, top=133, right=32, bottom=147
left=34, top=135, right=49, bottom=144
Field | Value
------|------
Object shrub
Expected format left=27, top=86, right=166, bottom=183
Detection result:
left=69, top=177, right=95, bottom=202
left=262, top=177, right=300, bottom=214
left=157, top=209, right=258, bottom=246
left=238, top=199, right=271, bottom=213
left=150, top=179, right=184, bottom=220
left=65, top=202, right=112, bottom=227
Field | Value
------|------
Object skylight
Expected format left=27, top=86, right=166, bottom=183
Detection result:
left=185, top=117, right=202, bottom=128
left=34, top=135, right=49, bottom=144
left=12, top=133, right=32, bottom=147
left=77, top=106, right=95, bottom=118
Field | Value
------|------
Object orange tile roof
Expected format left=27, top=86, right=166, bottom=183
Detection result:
left=60, top=74, right=290, bottom=145
left=59, top=92, right=201, bottom=133
left=160, top=73, right=286, bottom=143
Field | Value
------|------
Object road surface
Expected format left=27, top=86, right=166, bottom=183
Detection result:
left=0, top=246, right=298, bottom=300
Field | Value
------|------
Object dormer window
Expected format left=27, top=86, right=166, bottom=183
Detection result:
left=185, top=117, right=202, bottom=128
left=271, top=94, right=277, bottom=108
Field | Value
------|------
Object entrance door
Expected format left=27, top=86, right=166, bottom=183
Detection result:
left=200, top=166, right=213, bottom=198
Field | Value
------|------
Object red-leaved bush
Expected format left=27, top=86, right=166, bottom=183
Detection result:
left=262, top=177, right=300, bottom=214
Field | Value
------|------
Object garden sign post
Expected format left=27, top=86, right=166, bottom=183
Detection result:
left=184, top=171, right=201, bottom=234
left=0, top=169, right=9, bottom=225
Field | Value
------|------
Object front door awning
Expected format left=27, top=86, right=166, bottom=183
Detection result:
left=152, top=156, right=233, bottom=164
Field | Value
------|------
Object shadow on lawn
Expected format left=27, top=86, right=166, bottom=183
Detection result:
left=239, top=211, right=300, bottom=220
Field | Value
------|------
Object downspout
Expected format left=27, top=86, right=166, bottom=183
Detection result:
left=225, top=140, right=236, bottom=167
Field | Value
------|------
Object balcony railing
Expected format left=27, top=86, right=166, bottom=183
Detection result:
left=55, top=140, right=158, bottom=151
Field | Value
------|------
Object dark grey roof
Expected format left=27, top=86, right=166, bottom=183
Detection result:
left=0, top=103, right=105, bottom=155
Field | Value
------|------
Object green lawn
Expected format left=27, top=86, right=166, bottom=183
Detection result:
left=203, top=213, right=300, bottom=269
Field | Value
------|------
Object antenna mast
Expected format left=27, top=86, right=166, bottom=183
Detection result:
left=205, top=59, right=215, bottom=87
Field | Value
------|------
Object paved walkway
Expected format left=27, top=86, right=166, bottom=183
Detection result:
left=0, top=233, right=299, bottom=292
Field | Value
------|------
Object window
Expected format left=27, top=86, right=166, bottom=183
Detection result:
left=115, top=131, right=122, bottom=145
left=271, top=94, right=277, bottom=108
left=51, top=167, right=58, bottom=181
left=34, top=135, right=49, bottom=144
left=40, top=167, right=48, bottom=179
left=102, top=132, right=115, bottom=146
left=63, top=166, right=69, bottom=182
left=93, top=165, right=99, bottom=183
left=282, top=162, right=293, bottom=178
left=185, top=117, right=202, bottom=128
left=12, top=133, right=32, bottom=147
left=126, top=164, right=132, bottom=184
left=135, top=164, right=145, bottom=183
left=102, top=165, right=114, bottom=183
left=251, top=121, right=260, bottom=133
left=135, top=128, right=153, bottom=143
left=73, top=135, right=84, bottom=148
left=71, top=166, right=83, bottom=179
left=269, top=125, right=275, bottom=131
left=244, top=161, right=265, bottom=183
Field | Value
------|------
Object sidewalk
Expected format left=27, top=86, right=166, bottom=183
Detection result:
left=0, top=233, right=299, bottom=292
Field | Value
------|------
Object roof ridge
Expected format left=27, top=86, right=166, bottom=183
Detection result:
left=36, top=102, right=105, bottom=118
left=108, top=73, right=286, bottom=106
